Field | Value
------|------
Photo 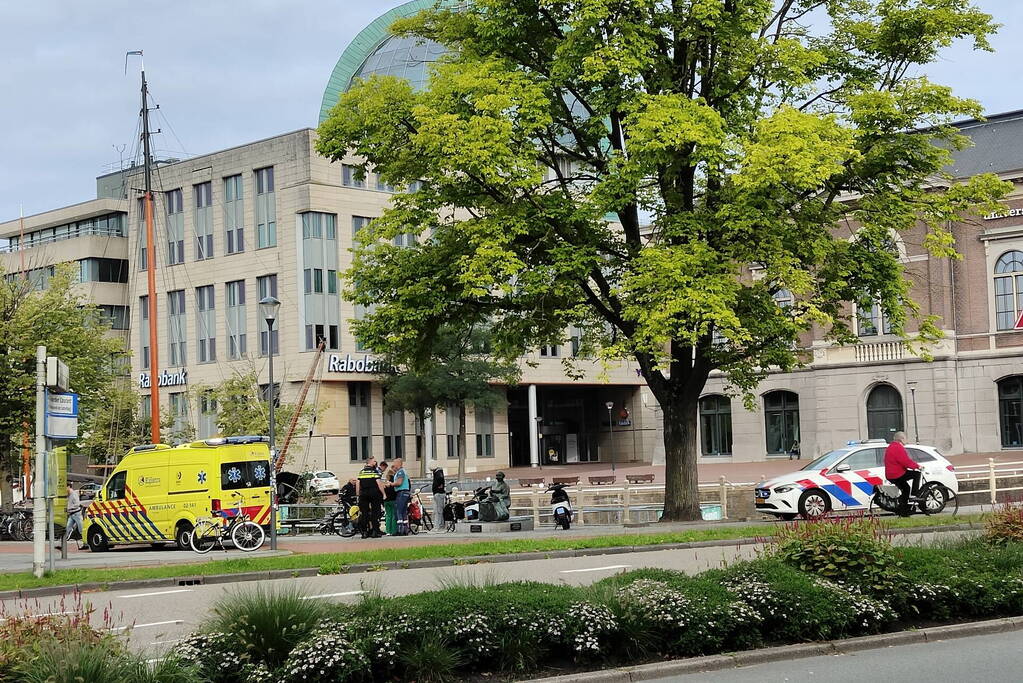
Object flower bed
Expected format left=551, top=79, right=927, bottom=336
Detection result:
left=6, top=516, right=1023, bottom=682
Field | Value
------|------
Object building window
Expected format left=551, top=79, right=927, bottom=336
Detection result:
left=257, top=274, right=279, bottom=356
left=348, top=382, right=371, bottom=462
left=764, top=390, right=800, bottom=456
left=199, top=392, right=218, bottom=439
left=255, top=166, right=276, bottom=249
left=475, top=404, right=494, bottom=458
left=139, top=295, right=150, bottom=369
left=773, top=289, right=794, bottom=309
left=352, top=215, right=373, bottom=239
left=137, top=198, right=148, bottom=271
left=376, top=174, right=396, bottom=193
left=866, top=384, right=904, bottom=442
left=167, top=290, right=187, bottom=367
left=168, top=391, right=190, bottom=443
left=539, top=345, right=560, bottom=358
left=445, top=403, right=462, bottom=460
left=998, top=376, right=1023, bottom=448
left=224, top=174, right=244, bottom=254
left=98, top=305, right=129, bottom=330
left=196, top=285, right=216, bottom=363
left=383, top=408, right=404, bottom=460
left=195, top=181, right=214, bottom=260
left=166, top=188, right=185, bottom=265
left=857, top=302, right=894, bottom=337
left=995, top=250, right=1023, bottom=330
left=328, top=270, right=337, bottom=294
left=328, top=324, right=339, bottom=350
left=79, top=258, right=128, bottom=283
left=226, top=280, right=247, bottom=359
left=570, top=327, right=583, bottom=357
left=393, top=233, right=416, bottom=247
left=700, top=395, right=732, bottom=456
left=304, top=268, right=325, bottom=294
left=342, top=164, right=365, bottom=188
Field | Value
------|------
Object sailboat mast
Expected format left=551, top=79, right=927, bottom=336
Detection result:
left=141, top=67, right=161, bottom=444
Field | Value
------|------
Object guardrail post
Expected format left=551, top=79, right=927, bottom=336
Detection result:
left=532, top=488, right=541, bottom=527
left=623, top=484, right=632, bottom=524
left=989, top=458, right=997, bottom=506
left=577, top=489, right=586, bottom=527
left=719, top=476, right=728, bottom=519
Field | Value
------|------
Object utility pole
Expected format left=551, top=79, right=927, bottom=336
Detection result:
left=32, top=346, right=46, bottom=578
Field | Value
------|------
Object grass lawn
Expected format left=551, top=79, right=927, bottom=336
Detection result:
left=0, top=512, right=984, bottom=593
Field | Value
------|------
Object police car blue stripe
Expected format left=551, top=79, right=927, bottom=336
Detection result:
left=821, top=483, right=860, bottom=507
left=854, top=481, right=876, bottom=496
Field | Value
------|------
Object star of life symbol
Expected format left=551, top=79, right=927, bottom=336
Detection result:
left=197, top=470, right=207, bottom=484
left=227, top=466, right=243, bottom=484
left=254, top=464, right=267, bottom=481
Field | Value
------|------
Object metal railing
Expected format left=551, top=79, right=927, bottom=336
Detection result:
left=948, top=458, right=1023, bottom=505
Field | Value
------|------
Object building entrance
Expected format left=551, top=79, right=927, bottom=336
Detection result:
left=507, top=386, right=614, bottom=467
left=867, top=384, right=904, bottom=442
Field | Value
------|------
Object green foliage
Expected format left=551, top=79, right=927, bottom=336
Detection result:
left=201, top=585, right=336, bottom=671
left=984, top=500, right=1023, bottom=545
left=77, top=384, right=162, bottom=462
left=774, top=516, right=902, bottom=593
left=318, top=0, right=1009, bottom=519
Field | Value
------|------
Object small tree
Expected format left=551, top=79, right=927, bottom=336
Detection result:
left=376, top=326, right=519, bottom=477
left=319, top=0, right=1009, bottom=520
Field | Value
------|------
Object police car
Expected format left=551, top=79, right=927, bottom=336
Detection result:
left=754, top=440, right=959, bottom=520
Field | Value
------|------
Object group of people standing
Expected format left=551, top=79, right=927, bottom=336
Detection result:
left=354, top=456, right=411, bottom=538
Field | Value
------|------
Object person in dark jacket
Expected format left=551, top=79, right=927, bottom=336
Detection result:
left=432, top=468, right=446, bottom=532
left=884, top=432, right=922, bottom=516
left=355, top=457, right=385, bottom=538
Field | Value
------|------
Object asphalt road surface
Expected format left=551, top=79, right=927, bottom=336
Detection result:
left=657, top=629, right=1023, bottom=682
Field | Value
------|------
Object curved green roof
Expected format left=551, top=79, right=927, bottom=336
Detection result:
left=318, top=0, right=442, bottom=123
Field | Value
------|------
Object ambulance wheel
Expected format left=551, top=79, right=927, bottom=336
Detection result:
left=175, top=522, right=194, bottom=551
left=798, top=490, right=830, bottom=520
left=87, top=526, right=109, bottom=553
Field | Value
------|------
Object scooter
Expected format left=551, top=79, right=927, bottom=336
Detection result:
left=463, top=486, right=492, bottom=521
left=547, top=482, right=573, bottom=530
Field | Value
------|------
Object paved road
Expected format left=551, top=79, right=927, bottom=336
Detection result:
left=657, top=629, right=1023, bottom=682
left=0, top=531, right=973, bottom=655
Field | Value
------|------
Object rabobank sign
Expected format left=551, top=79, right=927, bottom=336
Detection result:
left=327, top=353, right=389, bottom=374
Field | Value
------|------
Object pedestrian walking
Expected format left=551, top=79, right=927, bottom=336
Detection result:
left=61, top=483, right=85, bottom=550
left=432, top=468, right=446, bottom=530
left=355, top=456, right=385, bottom=538
left=382, top=463, right=398, bottom=536
left=393, top=457, right=411, bottom=536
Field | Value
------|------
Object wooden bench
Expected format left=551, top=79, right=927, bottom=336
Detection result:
left=518, top=477, right=545, bottom=487
left=588, top=476, right=617, bottom=485
left=626, top=474, right=655, bottom=484
left=552, top=476, right=580, bottom=485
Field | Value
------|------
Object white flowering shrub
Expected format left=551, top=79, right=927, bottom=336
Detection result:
left=172, top=631, right=250, bottom=682
left=559, top=602, right=618, bottom=659
left=277, top=630, right=370, bottom=683
left=812, top=577, right=897, bottom=633
left=444, top=613, right=499, bottom=665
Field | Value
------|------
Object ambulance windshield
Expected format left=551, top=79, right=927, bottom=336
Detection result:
left=800, top=448, right=852, bottom=472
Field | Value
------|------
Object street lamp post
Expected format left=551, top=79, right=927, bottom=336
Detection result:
left=259, top=295, right=281, bottom=551
left=605, top=401, right=615, bottom=473
left=534, top=416, right=543, bottom=469
left=907, top=381, right=919, bottom=443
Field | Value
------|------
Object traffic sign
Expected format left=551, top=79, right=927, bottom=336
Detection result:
left=46, top=357, right=69, bottom=392
left=1015, top=310, right=1023, bottom=331
left=45, top=390, right=79, bottom=440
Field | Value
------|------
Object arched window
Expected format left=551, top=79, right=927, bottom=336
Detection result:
left=764, top=390, right=799, bottom=455
left=995, top=250, right=1023, bottom=330
left=700, top=395, right=732, bottom=456
left=866, top=384, right=904, bottom=442
left=998, top=376, right=1023, bottom=448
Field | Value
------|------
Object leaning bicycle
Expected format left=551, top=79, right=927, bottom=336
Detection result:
left=407, top=485, right=434, bottom=535
left=190, top=492, right=265, bottom=553
left=868, top=472, right=959, bottom=517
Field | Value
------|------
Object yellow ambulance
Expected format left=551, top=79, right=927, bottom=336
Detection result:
left=85, top=436, right=273, bottom=551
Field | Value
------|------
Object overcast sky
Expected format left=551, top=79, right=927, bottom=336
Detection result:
left=2, top=0, right=1022, bottom=222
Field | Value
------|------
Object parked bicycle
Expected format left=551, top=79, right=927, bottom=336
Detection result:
left=407, top=485, right=434, bottom=535
left=1, top=508, right=33, bottom=541
left=316, top=496, right=359, bottom=538
left=190, top=492, right=265, bottom=553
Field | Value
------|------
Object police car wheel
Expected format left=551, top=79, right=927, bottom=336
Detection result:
left=798, top=490, right=830, bottom=519
left=87, top=527, right=109, bottom=553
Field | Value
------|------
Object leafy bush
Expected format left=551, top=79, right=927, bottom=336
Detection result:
left=277, top=628, right=370, bottom=683
left=773, top=516, right=902, bottom=593
left=985, top=500, right=1023, bottom=545
left=202, top=585, right=336, bottom=672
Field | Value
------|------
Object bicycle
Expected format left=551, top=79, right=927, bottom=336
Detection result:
left=190, top=492, right=266, bottom=553
left=316, top=497, right=358, bottom=538
left=407, top=485, right=434, bottom=535
left=868, top=472, right=959, bottom=517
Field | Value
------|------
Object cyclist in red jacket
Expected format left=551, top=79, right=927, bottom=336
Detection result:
left=884, top=431, right=922, bottom=516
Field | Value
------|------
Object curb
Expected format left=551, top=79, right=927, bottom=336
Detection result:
left=522, top=616, right=1023, bottom=683
left=0, top=521, right=980, bottom=601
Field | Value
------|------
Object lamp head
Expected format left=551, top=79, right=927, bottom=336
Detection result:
left=259, top=296, right=281, bottom=325
left=605, top=401, right=614, bottom=411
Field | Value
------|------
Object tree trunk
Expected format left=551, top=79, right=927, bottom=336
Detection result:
left=659, top=393, right=702, bottom=521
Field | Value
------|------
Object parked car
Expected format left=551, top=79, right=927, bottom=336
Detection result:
left=78, top=482, right=102, bottom=500
left=305, top=470, right=340, bottom=496
left=754, top=440, right=959, bottom=520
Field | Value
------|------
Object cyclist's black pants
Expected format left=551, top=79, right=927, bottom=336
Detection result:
left=359, top=494, right=382, bottom=537
left=891, top=470, right=921, bottom=512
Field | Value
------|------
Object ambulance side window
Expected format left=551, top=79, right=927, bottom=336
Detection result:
left=221, top=461, right=270, bottom=490
left=106, top=471, right=127, bottom=500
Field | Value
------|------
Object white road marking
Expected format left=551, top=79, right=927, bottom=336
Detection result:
left=559, top=564, right=632, bottom=574
left=107, top=620, right=183, bottom=632
left=300, top=590, right=366, bottom=600
left=118, top=589, right=194, bottom=599
left=150, top=639, right=182, bottom=646
left=30, top=610, right=74, bottom=617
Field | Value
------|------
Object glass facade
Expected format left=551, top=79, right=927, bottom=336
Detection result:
left=351, top=35, right=446, bottom=92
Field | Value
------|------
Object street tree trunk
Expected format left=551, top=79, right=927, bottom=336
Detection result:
left=659, top=393, right=703, bottom=521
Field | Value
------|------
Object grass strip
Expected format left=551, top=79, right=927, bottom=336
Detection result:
left=0, top=512, right=984, bottom=592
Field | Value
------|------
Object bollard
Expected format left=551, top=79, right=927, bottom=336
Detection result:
left=532, top=488, right=541, bottom=527
left=989, top=457, right=997, bottom=506
left=719, top=475, right=728, bottom=519
left=623, top=484, right=632, bottom=524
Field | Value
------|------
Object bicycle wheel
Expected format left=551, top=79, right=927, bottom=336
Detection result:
left=190, top=520, right=220, bottom=554
left=231, top=520, right=265, bottom=552
left=422, top=509, right=433, bottom=532
left=917, top=483, right=948, bottom=515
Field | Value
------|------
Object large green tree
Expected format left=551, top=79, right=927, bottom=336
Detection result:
left=318, top=0, right=1009, bottom=520
left=0, top=265, right=126, bottom=507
